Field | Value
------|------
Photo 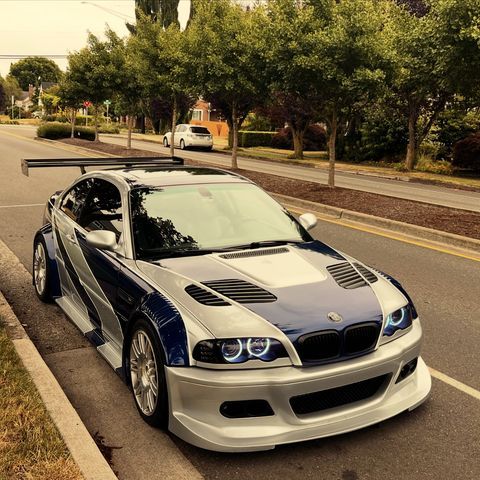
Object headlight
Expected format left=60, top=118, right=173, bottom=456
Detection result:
left=383, top=305, right=413, bottom=338
left=193, top=338, right=287, bottom=364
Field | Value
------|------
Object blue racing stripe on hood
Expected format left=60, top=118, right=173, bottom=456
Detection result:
left=157, top=241, right=384, bottom=343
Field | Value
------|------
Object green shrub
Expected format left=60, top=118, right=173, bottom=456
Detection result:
left=453, top=132, right=480, bottom=171
left=238, top=131, right=276, bottom=148
left=415, top=155, right=453, bottom=175
left=37, top=122, right=95, bottom=141
left=98, top=124, right=120, bottom=134
left=242, top=113, right=274, bottom=132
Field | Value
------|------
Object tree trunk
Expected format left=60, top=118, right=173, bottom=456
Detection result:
left=328, top=109, right=337, bottom=188
left=405, top=102, right=417, bottom=171
left=70, top=109, right=76, bottom=138
left=170, top=96, right=177, bottom=158
left=291, top=126, right=305, bottom=159
left=231, top=103, right=239, bottom=169
left=141, top=115, right=146, bottom=134
left=94, top=104, right=99, bottom=142
left=127, top=115, right=133, bottom=150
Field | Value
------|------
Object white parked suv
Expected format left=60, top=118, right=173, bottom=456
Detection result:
left=163, top=124, right=213, bottom=151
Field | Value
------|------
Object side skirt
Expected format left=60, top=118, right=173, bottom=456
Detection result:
left=56, top=295, right=123, bottom=374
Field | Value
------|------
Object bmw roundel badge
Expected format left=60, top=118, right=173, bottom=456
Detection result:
left=327, top=312, right=343, bottom=323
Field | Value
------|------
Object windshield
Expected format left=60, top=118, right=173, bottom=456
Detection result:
left=190, top=127, right=211, bottom=134
left=130, top=183, right=311, bottom=260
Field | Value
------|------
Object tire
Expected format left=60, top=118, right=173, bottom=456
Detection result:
left=180, top=139, right=186, bottom=150
left=205, top=146, right=213, bottom=152
left=33, top=237, right=53, bottom=303
left=163, top=137, right=169, bottom=148
left=128, top=318, right=169, bottom=428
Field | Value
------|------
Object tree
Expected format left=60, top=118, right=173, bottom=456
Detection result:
left=309, top=0, right=391, bottom=186
left=130, top=16, right=195, bottom=156
left=9, top=56, right=61, bottom=90
left=187, top=0, right=268, bottom=168
left=57, top=73, right=85, bottom=138
left=67, top=30, right=125, bottom=141
left=0, top=75, right=22, bottom=114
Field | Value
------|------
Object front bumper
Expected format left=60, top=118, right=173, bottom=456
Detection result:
left=166, top=321, right=431, bottom=452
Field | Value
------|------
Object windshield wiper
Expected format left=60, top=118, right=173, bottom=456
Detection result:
left=227, top=239, right=304, bottom=250
left=144, top=247, right=237, bottom=261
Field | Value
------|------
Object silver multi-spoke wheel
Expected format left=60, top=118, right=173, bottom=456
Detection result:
left=33, top=242, right=47, bottom=296
left=130, top=329, right=159, bottom=416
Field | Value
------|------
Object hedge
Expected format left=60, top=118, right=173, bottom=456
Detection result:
left=37, top=122, right=95, bottom=141
left=453, top=132, right=480, bottom=171
left=238, top=131, right=276, bottom=148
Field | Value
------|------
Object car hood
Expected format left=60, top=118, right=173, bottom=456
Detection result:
left=137, top=241, right=408, bottom=344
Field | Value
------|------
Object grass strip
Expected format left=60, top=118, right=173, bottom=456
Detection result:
left=0, top=318, right=82, bottom=480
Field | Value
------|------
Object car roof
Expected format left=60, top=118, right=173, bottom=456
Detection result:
left=104, top=166, right=251, bottom=188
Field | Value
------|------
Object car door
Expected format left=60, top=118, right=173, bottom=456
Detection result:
left=54, top=178, right=95, bottom=317
left=174, top=125, right=185, bottom=146
left=75, top=178, right=125, bottom=353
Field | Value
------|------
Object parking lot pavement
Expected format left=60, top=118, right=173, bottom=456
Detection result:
left=0, top=126, right=479, bottom=479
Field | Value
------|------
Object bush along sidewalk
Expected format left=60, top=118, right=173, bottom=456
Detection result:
left=37, top=122, right=119, bottom=141
left=0, top=318, right=83, bottom=480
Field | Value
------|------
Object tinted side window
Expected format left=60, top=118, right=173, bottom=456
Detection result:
left=60, top=179, right=94, bottom=222
left=78, top=179, right=123, bottom=240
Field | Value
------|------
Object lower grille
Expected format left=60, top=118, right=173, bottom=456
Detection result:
left=290, top=374, right=389, bottom=415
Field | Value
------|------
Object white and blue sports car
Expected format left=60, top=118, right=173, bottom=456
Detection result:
left=24, top=157, right=431, bottom=452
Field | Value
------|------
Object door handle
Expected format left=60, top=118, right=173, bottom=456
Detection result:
left=65, top=233, right=76, bottom=244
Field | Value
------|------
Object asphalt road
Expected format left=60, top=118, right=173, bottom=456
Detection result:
left=3, top=124, right=480, bottom=212
left=0, top=126, right=479, bottom=480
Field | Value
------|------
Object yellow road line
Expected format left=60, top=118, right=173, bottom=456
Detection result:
left=286, top=204, right=480, bottom=263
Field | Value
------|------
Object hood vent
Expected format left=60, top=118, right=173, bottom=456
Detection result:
left=203, top=279, right=277, bottom=303
left=185, top=284, right=230, bottom=306
left=327, top=262, right=368, bottom=289
left=219, top=247, right=288, bottom=260
left=353, top=263, right=378, bottom=283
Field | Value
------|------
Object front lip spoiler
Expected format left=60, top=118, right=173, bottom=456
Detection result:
left=165, top=322, right=431, bottom=452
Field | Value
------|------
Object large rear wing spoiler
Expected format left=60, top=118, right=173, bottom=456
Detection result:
left=21, top=156, right=184, bottom=176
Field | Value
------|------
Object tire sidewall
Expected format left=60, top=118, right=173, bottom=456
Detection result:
left=128, top=318, right=169, bottom=428
left=163, top=137, right=168, bottom=147
left=180, top=139, right=185, bottom=150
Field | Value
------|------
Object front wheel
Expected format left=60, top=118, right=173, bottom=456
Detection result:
left=33, top=237, right=53, bottom=303
left=129, top=319, right=169, bottom=428
left=180, top=139, right=186, bottom=150
left=163, top=137, right=169, bottom=148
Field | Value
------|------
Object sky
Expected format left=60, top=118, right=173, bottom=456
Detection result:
left=0, top=0, right=192, bottom=78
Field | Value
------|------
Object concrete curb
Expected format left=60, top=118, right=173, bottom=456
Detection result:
left=0, top=247, right=117, bottom=480
left=272, top=193, right=480, bottom=253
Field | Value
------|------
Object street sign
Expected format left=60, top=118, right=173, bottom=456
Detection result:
left=103, top=100, right=111, bottom=105
left=83, top=101, right=92, bottom=107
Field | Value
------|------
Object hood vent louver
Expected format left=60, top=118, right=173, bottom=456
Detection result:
left=203, top=279, right=277, bottom=304
left=219, top=247, right=288, bottom=260
left=353, top=263, right=378, bottom=284
left=327, top=262, right=378, bottom=289
left=327, top=263, right=368, bottom=289
left=185, top=284, right=230, bottom=306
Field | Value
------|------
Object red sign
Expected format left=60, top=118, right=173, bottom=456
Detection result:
left=83, top=101, right=92, bottom=107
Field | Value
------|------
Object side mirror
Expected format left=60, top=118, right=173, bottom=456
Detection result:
left=299, top=213, right=317, bottom=232
left=86, top=230, right=118, bottom=252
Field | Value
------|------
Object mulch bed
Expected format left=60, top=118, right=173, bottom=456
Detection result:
left=58, top=138, right=480, bottom=240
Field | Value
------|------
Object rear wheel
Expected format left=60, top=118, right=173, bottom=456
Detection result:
left=33, top=237, right=53, bottom=303
left=129, top=319, right=168, bottom=428
left=163, top=137, right=169, bottom=148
